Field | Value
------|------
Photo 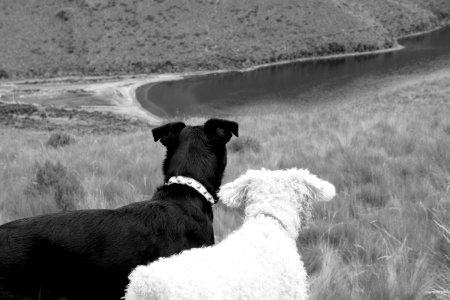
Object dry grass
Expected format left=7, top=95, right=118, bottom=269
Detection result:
left=1, top=74, right=450, bottom=298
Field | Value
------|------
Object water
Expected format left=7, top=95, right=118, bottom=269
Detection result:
left=136, top=26, right=450, bottom=117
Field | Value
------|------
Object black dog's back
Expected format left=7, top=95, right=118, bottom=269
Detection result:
left=0, top=118, right=238, bottom=299
left=1, top=187, right=214, bottom=299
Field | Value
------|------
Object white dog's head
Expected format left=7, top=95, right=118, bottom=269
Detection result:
left=218, top=168, right=336, bottom=238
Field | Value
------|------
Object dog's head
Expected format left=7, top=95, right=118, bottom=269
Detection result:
left=218, top=168, right=335, bottom=238
left=153, top=119, right=238, bottom=192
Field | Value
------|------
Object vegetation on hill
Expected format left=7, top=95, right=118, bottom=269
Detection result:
left=1, top=70, right=449, bottom=298
left=0, top=0, right=449, bottom=79
left=0, top=102, right=152, bottom=134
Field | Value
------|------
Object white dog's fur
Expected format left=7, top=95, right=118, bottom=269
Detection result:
left=124, top=168, right=336, bottom=300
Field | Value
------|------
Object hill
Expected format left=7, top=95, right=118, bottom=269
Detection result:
left=0, top=0, right=449, bottom=79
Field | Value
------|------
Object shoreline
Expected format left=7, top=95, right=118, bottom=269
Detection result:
left=128, top=44, right=406, bottom=123
left=129, top=24, right=449, bottom=122
left=1, top=24, right=448, bottom=125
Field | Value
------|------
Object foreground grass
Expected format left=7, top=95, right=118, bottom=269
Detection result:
left=1, top=73, right=450, bottom=298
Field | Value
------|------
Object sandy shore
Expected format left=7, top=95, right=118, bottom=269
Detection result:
left=0, top=74, right=183, bottom=124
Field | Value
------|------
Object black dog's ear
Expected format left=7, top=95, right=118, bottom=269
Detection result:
left=152, top=122, right=186, bottom=144
left=204, top=119, right=239, bottom=143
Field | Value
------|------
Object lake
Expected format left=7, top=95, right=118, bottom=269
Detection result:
left=136, top=26, right=450, bottom=117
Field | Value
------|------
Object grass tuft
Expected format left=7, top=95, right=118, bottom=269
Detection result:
left=355, top=183, right=389, bottom=207
left=227, top=136, right=262, bottom=154
left=46, top=132, right=76, bottom=148
left=25, top=160, right=84, bottom=212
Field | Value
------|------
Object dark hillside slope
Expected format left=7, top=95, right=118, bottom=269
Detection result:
left=0, top=0, right=448, bottom=79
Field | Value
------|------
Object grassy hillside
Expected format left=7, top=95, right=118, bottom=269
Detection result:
left=1, top=70, right=449, bottom=298
left=0, top=0, right=449, bottom=79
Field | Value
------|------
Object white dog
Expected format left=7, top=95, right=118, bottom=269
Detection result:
left=125, top=168, right=336, bottom=300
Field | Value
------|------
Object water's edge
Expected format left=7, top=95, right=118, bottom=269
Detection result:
left=135, top=24, right=449, bottom=119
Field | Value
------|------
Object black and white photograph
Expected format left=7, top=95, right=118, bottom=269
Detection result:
left=0, top=1, right=449, bottom=299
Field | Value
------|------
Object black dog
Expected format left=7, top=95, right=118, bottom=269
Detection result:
left=0, top=118, right=238, bottom=300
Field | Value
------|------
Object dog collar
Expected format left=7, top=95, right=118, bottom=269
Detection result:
left=259, top=213, right=288, bottom=232
left=165, top=176, right=217, bottom=205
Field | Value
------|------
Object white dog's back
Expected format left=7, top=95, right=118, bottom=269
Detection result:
left=126, top=216, right=308, bottom=300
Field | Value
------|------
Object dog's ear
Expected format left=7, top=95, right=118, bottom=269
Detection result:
left=204, top=118, right=239, bottom=144
left=294, top=169, right=336, bottom=203
left=152, top=122, right=186, bottom=145
left=218, top=172, right=253, bottom=208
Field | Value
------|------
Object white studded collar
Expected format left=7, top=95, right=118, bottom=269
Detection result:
left=165, top=176, right=217, bottom=205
